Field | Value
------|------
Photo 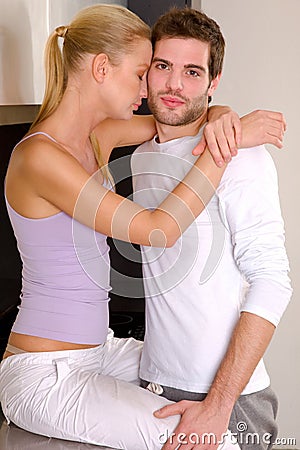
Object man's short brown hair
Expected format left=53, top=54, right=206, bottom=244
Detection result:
left=151, top=7, right=225, bottom=81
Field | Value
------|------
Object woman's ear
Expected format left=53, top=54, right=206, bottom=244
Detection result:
left=92, top=53, right=109, bottom=83
left=208, top=73, right=221, bottom=96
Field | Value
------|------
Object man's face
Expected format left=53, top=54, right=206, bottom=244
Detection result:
left=147, top=37, right=218, bottom=126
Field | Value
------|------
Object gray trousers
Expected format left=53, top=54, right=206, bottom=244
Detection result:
left=141, top=381, right=278, bottom=450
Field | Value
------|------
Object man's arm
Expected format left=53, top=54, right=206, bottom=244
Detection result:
left=203, top=312, right=275, bottom=419
left=155, top=146, right=292, bottom=450
left=156, top=312, right=275, bottom=450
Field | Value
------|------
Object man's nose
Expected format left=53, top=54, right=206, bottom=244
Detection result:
left=166, top=70, right=183, bottom=91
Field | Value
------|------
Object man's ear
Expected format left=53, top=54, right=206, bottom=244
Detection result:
left=208, top=73, right=221, bottom=96
left=92, top=53, right=109, bottom=82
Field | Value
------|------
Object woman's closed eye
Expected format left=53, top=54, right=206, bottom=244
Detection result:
left=138, top=70, right=148, bottom=81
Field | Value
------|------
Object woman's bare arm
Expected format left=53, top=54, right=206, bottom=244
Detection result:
left=93, top=115, right=156, bottom=163
left=193, top=108, right=287, bottom=163
left=6, top=138, right=224, bottom=247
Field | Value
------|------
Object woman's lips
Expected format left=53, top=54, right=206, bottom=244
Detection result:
left=132, top=103, right=141, bottom=111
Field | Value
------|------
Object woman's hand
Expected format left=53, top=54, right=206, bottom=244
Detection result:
left=193, top=106, right=242, bottom=167
left=239, top=109, right=286, bottom=149
left=193, top=107, right=287, bottom=167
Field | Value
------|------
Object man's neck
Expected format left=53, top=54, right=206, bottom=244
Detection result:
left=155, top=112, right=208, bottom=143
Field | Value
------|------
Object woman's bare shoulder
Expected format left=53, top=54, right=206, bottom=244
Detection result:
left=9, top=133, right=81, bottom=176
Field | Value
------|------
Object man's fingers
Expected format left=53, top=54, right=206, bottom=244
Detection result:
left=154, top=403, right=184, bottom=419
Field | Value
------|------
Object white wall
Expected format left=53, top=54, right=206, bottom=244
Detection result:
left=0, top=0, right=127, bottom=106
left=0, top=0, right=127, bottom=124
left=197, top=0, right=300, bottom=446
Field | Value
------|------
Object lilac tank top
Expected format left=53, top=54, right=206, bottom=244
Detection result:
left=6, top=132, right=111, bottom=344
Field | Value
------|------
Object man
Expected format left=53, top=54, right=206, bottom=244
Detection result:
left=131, top=7, right=292, bottom=450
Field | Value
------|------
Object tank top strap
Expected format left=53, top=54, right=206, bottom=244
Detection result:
left=14, top=131, right=58, bottom=150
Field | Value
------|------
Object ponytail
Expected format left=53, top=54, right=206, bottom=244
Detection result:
left=30, top=26, right=67, bottom=129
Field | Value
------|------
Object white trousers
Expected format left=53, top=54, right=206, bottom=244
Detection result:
left=0, top=333, right=239, bottom=449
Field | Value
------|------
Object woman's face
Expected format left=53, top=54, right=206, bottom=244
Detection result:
left=106, top=39, right=152, bottom=120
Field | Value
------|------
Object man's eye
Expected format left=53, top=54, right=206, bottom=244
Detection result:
left=156, top=63, right=169, bottom=70
left=187, top=70, right=200, bottom=77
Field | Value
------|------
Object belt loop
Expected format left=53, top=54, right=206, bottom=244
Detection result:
left=54, top=357, right=71, bottom=382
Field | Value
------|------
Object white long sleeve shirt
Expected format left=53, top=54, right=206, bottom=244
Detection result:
left=132, top=130, right=292, bottom=394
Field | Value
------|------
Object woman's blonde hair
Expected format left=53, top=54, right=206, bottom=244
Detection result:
left=31, top=4, right=151, bottom=181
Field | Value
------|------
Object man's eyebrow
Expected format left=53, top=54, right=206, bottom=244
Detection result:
left=152, top=57, right=172, bottom=66
left=184, top=63, right=207, bottom=74
left=152, top=58, right=207, bottom=74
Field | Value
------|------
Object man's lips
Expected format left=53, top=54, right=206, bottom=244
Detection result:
left=160, top=96, right=185, bottom=108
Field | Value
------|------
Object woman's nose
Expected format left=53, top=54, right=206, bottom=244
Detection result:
left=140, top=77, right=148, bottom=98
